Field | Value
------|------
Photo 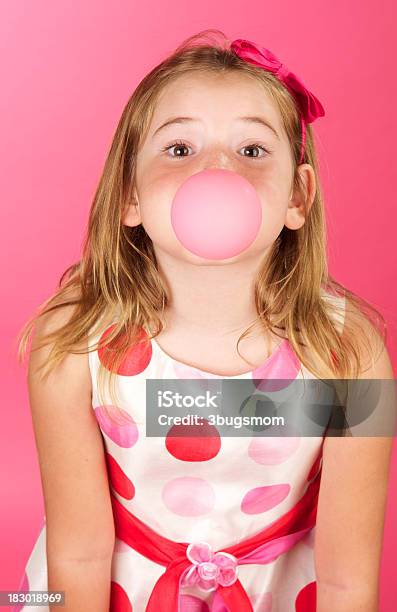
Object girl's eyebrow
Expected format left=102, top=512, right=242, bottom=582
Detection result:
left=151, top=115, right=280, bottom=140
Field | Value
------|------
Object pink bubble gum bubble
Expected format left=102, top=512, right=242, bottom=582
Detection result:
left=171, top=168, right=262, bottom=260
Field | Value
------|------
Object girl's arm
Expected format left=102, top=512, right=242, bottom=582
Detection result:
left=28, top=304, right=115, bottom=611
left=315, top=309, right=395, bottom=611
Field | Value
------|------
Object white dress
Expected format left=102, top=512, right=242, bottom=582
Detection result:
left=16, top=291, right=346, bottom=612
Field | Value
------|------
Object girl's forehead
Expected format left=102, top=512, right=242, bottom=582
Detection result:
left=150, top=71, right=282, bottom=129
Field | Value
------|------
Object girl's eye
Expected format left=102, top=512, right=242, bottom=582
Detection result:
left=161, top=140, right=192, bottom=158
left=161, top=140, right=270, bottom=159
left=239, top=143, right=270, bottom=159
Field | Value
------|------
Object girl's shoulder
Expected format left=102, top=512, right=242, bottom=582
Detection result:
left=31, top=288, right=87, bottom=371
left=28, top=285, right=93, bottom=408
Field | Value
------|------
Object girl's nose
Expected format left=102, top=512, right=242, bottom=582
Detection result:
left=171, top=168, right=262, bottom=260
left=200, top=147, right=234, bottom=173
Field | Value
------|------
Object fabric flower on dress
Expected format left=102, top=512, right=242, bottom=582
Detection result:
left=181, top=541, right=239, bottom=592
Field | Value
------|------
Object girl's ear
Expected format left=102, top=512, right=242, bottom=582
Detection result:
left=284, top=163, right=316, bottom=230
left=122, top=195, right=142, bottom=227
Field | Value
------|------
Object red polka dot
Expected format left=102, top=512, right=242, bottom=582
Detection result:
left=106, top=452, right=135, bottom=499
left=165, top=420, right=221, bottom=461
left=98, top=324, right=152, bottom=376
left=295, top=581, right=316, bottom=612
left=110, top=580, right=133, bottom=612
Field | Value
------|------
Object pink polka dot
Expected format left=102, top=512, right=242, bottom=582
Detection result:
left=252, top=341, right=300, bottom=391
left=94, top=405, right=139, bottom=447
left=241, top=483, right=290, bottom=514
left=162, top=477, right=215, bottom=516
left=250, top=591, right=272, bottom=611
left=13, top=572, right=29, bottom=612
left=248, top=427, right=301, bottom=465
left=110, top=580, right=133, bottom=611
left=179, top=594, right=210, bottom=611
left=165, top=420, right=221, bottom=461
left=98, top=324, right=152, bottom=376
left=295, top=581, right=316, bottom=612
left=106, top=452, right=135, bottom=499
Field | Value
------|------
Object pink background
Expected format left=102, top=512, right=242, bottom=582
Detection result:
left=1, top=0, right=396, bottom=609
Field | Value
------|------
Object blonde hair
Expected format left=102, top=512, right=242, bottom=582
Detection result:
left=16, top=28, right=386, bottom=406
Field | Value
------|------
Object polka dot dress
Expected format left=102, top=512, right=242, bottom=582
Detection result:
left=17, top=291, right=346, bottom=612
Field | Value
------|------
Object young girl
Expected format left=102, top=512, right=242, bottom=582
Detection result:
left=16, top=29, right=394, bottom=612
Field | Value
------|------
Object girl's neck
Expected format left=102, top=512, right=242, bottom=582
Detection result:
left=155, top=246, right=267, bottom=337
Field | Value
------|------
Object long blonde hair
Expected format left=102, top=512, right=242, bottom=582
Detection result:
left=16, top=29, right=386, bottom=406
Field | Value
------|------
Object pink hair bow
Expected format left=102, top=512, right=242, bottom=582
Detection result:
left=230, top=38, right=325, bottom=162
